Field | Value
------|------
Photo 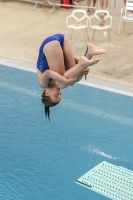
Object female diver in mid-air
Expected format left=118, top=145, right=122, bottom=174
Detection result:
left=36, top=33, right=106, bottom=120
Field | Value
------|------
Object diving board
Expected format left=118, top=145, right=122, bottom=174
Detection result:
left=75, top=161, right=133, bottom=200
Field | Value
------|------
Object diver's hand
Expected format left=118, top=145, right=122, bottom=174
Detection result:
left=82, top=67, right=90, bottom=80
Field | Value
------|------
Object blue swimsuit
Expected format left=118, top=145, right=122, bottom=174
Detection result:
left=37, top=34, right=65, bottom=73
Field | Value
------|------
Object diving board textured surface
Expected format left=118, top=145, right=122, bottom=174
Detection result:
left=75, top=161, right=133, bottom=200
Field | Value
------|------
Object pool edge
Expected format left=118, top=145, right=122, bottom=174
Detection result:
left=0, top=56, right=133, bottom=97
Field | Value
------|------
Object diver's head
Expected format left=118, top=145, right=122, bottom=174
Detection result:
left=41, top=81, right=62, bottom=121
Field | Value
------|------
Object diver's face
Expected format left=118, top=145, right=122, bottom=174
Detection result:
left=45, top=84, right=62, bottom=104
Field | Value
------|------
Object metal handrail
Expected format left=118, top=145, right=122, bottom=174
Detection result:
left=4, top=0, right=116, bottom=12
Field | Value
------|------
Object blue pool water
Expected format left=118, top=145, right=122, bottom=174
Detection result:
left=0, top=65, right=133, bottom=200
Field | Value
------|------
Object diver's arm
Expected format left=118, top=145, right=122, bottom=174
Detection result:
left=39, top=70, right=76, bottom=88
left=55, top=80, right=76, bottom=88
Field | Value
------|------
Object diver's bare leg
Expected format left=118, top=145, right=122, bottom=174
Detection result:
left=63, top=56, right=100, bottom=79
left=63, top=36, right=76, bottom=70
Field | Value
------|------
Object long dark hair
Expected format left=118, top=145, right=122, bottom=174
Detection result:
left=41, top=90, right=60, bottom=121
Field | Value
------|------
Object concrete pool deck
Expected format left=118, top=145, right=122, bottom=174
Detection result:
left=0, top=0, right=133, bottom=87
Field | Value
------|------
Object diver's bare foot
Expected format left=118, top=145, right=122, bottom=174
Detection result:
left=79, top=56, right=100, bottom=68
left=86, top=44, right=106, bottom=59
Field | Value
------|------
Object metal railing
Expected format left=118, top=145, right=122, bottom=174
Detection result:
left=4, top=0, right=116, bottom=12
